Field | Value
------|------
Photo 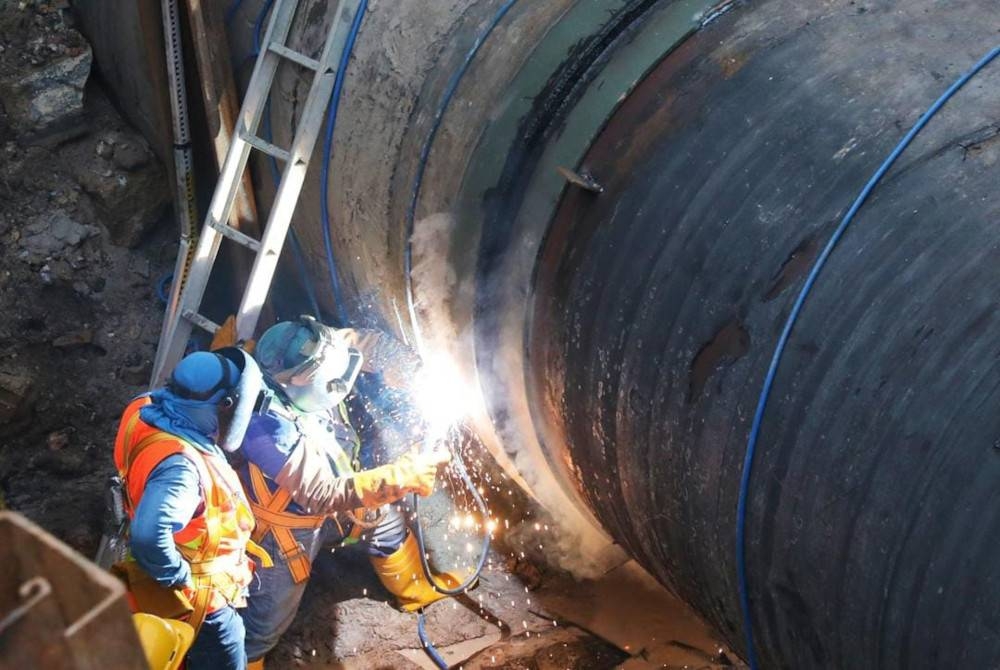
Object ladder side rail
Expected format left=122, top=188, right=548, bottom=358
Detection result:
left=235, top=0, right=359, bottom=339
left=205, top=0, right=300, bottom=242
left=151, top=0, right=304, bottom=385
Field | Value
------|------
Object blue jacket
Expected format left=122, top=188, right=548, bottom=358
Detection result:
left=130, top=454, right=201, bottom=587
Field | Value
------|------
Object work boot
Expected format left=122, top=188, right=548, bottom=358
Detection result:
left=371, top=533, right=469, bottom=612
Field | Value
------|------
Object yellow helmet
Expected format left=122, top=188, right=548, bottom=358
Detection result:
left=132, top=613, right=195, bottom=670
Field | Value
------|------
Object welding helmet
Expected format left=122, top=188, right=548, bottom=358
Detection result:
left=214, top=347, right=264, bottom=452
left=255, top=316, right=364, bottom=413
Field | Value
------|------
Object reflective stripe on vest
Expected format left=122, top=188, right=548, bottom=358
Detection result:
left=113, top=397, right=258, bottom=632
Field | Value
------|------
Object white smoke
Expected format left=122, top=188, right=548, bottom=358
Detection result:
left=408, top=211, right=626, bottom=579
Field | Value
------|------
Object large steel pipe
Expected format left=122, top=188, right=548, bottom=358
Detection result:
left=224, top=0, right=1000, bottom=666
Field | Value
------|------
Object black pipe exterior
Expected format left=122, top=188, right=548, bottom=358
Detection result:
left=220, top=0, right=1000, bottom=666
left=524, top=3, right=1000, bottom=668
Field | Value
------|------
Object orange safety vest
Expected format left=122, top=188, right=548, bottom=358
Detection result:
left=113, top=396, right=269, bottom=630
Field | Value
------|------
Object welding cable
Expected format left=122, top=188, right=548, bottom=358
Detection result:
left=400, top=7, right=517, bottom=664
left=410, top=453, right=491, bottom=670
left=411, top=449, right=492, bottom=596
left=224, top=0, right=244, bottom=25
left=735, top=45, right=1000, bottom=670
left=318, top=0, right=369, bottom=327
left=403, top=0, right=520, bottom=349
left=417, top=611, right=450, bottom=669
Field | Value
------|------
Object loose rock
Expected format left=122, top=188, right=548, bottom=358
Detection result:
left=19, top=209, right=98, bottom=263
left=0, top=371, right=36, bottom=426
left=0, top=43, right=91, bottom=130
left=51, top=328, right=93, bottom=349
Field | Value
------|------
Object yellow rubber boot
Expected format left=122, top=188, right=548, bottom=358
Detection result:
left=247, top=659, right=265, bottom=670
left=371, top=533, right=467, bottom=612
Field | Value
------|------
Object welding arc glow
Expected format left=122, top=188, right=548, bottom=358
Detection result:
left=413, top=352, right=473, bottom=444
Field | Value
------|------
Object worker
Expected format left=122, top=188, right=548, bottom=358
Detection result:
left=233, top=317, right=457, bottom=669
left=112, top=349, right=271, bottom=670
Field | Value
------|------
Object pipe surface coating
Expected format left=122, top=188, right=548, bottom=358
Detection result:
left=218, top=1, right=1000, bottom=666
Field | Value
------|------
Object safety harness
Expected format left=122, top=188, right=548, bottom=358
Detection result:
left=244, top=398, right=364, bottom=583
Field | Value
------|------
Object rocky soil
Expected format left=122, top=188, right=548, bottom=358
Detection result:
left=0, top=1, right=174, bottom=554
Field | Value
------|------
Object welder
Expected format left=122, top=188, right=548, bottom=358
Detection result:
left=112, top=349, right=271, bottom=670
left=234, top=316, right=458, bottom=669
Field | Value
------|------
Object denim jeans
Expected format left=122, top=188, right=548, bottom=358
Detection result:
left=187, top=605, right=246, bottom=670
left=241, top=506, right=406, bottom=661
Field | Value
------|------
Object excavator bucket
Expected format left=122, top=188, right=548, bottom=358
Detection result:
left=0, top=511, right=149, bottom=669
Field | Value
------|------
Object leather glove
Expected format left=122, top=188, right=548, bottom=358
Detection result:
left=351, top=450, right=452, bottom=507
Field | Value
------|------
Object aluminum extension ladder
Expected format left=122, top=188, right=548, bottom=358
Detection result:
left=150, top=0, right=361, bottom=387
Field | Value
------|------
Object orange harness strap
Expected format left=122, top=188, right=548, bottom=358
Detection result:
left=247, top=464, right=324, bottom=584
left=187, top=457, right=228, bottom=635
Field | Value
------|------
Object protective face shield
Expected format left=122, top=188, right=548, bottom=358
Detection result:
left=256, top=316, right=364, bottom=413
left=214, top=347, right=264, bottom=452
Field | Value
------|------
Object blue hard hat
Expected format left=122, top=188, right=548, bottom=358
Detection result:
left=168, top=351, right=241, bottom=404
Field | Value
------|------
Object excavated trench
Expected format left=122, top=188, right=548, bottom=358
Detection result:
left=74, top=0, right=1000, bottom=667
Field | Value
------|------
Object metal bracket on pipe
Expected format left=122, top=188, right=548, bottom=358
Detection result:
left=556, top=165, right=604, bottom=193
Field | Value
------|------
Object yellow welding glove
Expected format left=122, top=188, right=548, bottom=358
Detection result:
left=351, top=451, right=451, bottom=508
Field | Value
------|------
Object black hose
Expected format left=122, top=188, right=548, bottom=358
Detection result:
left=410, top=450, right=491, bottom=596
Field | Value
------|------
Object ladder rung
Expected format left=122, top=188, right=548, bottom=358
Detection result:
left=240, top=130, right=291, bottom=163
left=209, top=219, right=262, bottom=252
left=182, top=310, right=221, bottom=334
left=267, top=43, right=320, bottom=71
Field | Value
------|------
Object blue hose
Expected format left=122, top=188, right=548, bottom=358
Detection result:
left=224, top=0, right=245, bottom=25
left=735, top=45, right=1000, bottom=670
left=403, top=0, right=520, bottom=345
left=417, top=612, right=449, bottom=669
left=318, top=0, right=369, bottom=326
left=252, top=0, right=275, bottom=51
left=156, top=272, right=173, bottom=305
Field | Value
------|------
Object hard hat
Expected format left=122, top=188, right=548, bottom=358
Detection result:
left=132, top=612, right=195, bottom=670
left=256, top=316, right=363, bottom=413
left=167, top=351, right=240, bottom=405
